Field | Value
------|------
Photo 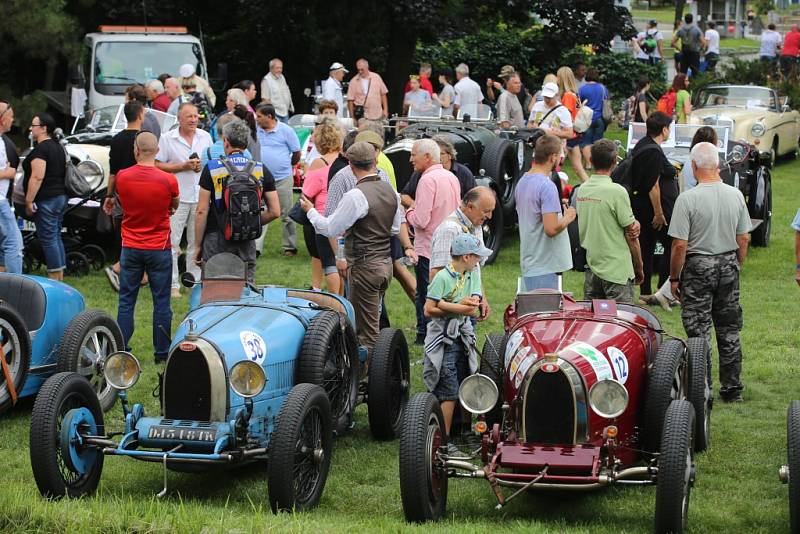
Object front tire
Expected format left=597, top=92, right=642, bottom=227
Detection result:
left=644, top=339, right=686, bottom=452
left=29, top=372, right=105, bottom=498
left=368, top=328, right=410, bottom=440
left=399, top=393, right=448, bottom=523
left=654, top=400, right=695, bottom=534
left=268, top=384, right=332, bottom=512
left=479, top=333, right=506, bottom=429
left=686, top=337, right=712, bottom=452
left=787, top=400, right=800, bottom=533
left=0, top=303, right=31, bottom=414
left=57, top=310, right=124, bottom=412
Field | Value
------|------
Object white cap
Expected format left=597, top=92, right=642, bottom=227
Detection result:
left=329, top=62, right=349, bottom=73
left=541, top=82, right=559, bottom=99
left=179, top=63, right=195, bottom=78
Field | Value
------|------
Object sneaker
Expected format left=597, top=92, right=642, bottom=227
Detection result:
left=721, top=391, right=743, bottom=403
left=282, top=249, right=297, bottom=257
left=171, top=288, right=181, bottom=298
left=414, top=333, right=425, bottom=346
left=104, top=267, right=120, bottom=292
left=446, top=442, right=468, bottom=458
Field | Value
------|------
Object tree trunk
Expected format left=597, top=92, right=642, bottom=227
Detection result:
left=384, top=22, right=417, bottom=116
left=674, top=0, right=686, bottom=25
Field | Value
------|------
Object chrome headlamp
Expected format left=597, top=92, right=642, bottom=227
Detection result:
left=229, top=361, right=267, bottom=398
left=750, top=123, right=765, bottom=137
left=103, top=351, right=141, bottom=390
left=588, top=379, right=629, bottom=418
left=76, top=159, right=104, bottom=190
left=458, top=373, right=499, bottom=414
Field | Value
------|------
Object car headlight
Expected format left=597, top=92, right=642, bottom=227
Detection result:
left=750, top=123, right=765, bottom=137
left=230, top=361, right=266, bottom=398
left=588, top=379, right=629, bottom=418
left=103, top=351, right=141, bottom=390
left=76, top=159, right=104, bottom=190
left=458, top=373, right=499, bottom=414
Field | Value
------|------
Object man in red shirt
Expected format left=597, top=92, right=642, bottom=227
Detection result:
left=781, top=25, right=800, bottom=77
left=115, top=131, right=180, bottom=363
left=403, top=63, right=434, bottom=96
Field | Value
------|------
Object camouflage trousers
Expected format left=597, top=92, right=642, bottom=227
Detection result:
left=680, top=252, right=743, bottom=396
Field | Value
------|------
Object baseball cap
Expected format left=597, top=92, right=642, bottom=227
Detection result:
left=179, top=63, right=195, bottom=78
left=355, top=130, right=384, bottom=150
left=541, top=82, right=559, bottom=99
left=329, top=62, right=349, bottom=73
left=648, top=19, right=658, bottom=27
left=345, top=142, right=376, bottom=166
left=451, top=233, right=493, bottom=258
left=498, top=65, right=516, bottom=79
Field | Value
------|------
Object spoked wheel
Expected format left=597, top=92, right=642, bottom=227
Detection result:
left=0, top=303, right=31, bottom=414
left=29, top=372, right=105, bottom=498
left=80, top=245, right=106, bottom=271
left=479, top=333, right=506, bottom=429
left=787, top=401, right=800, bottom=533
left=399, top=393, right=448, bottom=523
left=57, top=310, right=124, bottom=412
left=644, top=339, right=686, bottom=452
left=654, top=399, right=696, bottom=534
left=686, top=337, right=712, bottom=452
left=297, top=311, right=360, bottom=434
left=481, top=198, right=504, bottom=266
left=368, top=328, right=410, bottom=440
left=268, top=384, right=332, bottom=512
left=65, top=251, right=90, bottom=278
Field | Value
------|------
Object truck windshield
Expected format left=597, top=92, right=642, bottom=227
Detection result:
left=94, top=41, right=204, bottom=90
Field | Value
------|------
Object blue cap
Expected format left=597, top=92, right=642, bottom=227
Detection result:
left=451, top=233, right=493, bottom=257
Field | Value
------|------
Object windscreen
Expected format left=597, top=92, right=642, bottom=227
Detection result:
left=94, top=41, right=204, bottom=90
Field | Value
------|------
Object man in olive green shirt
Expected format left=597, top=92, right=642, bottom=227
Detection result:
left=576, top=139, right=644, bottom=303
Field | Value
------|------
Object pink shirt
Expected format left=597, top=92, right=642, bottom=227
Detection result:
left=302, top=164, right=332, bottom=213
left=405, top=164, right=460, bottom=258
left=346, top=72, right=389, bottom=120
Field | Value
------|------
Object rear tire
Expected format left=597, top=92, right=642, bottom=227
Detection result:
left=480, top=138, right=519, bottom=218
left=479, top=333, right=506, bottom=429
left=644, top=339, right=686, bottom=452
left=297, top=311, right=359, bottom=434
left=654, top=400, right=695, bottom=534
left=29, top=372, right=105, bottom=498
left=399, top=393, right=448, bottom=523
left=686, top=337, right=711, bottom=452
left=0, top=303, right=31, bottom=414
left=750, top=173, right=771, bottom=247
left=268, top=384, right=332, bottom=512
left=481, top=194, right=504, bottom=265
left=788, top=400, right=800, bottom=533
left=368, top=328, right=410, bottom=440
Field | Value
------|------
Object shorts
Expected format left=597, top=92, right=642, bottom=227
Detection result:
left=566, top=136, right=582, bottom=149
left=431, top=340, right=470, bottom=402
left=579, top=118, right=605, bottom=147
left=303, top=224, right=337, bottom=275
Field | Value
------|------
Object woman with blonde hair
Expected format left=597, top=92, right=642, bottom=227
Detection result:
left=225, top=88, right=249, bottom=112
left=557, top=66, right=588, bottom=182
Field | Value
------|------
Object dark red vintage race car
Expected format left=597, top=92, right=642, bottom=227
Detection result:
left=399, top=290, right=712, bottom=533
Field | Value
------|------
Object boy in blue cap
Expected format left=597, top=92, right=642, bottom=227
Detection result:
left=422, top=233, right=492, bottom=454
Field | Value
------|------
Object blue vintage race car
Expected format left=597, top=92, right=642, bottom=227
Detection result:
left=0, top=273, right=123, bottom=414
left=30, top=253, right=410, bottom=511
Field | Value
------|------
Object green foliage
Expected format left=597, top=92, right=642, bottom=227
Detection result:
left=589, top=53, right=667, bottom=102
left=0, top=0, right=79, bottom=62
left=719, top=57, right=775, bottom=86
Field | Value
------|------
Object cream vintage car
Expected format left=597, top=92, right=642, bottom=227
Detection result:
left=688, top=85, right=800, bottom=166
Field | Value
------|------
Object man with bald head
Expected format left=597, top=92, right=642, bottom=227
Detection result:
left=116, top=131, right=180, bottom=364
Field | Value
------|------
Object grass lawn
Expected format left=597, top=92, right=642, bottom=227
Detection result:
left=631, top=6, right=677, bottom=24
left=1, top=141, right=799, bottom=532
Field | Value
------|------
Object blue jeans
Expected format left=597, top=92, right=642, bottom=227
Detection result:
left=523, top=273, right=559, bottom=291
left=415, top=256, right=430, bottom=337
left=118, top=248, right=173, bottom=360
left=0, top=201, right=23, bottom=273
left=431, top=340, right=469, bottom=402
left=34, top=195, right=67, bottom=272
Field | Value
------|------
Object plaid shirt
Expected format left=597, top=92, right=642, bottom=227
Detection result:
left=430, top=208, right=485, bottom=272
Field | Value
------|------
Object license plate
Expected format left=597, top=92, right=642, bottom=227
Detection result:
left=147, top=425, right=217, bottom=442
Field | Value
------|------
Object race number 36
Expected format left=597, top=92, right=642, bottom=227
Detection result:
left=607, top=347, right=629, bottom=385
left=240, top=331, right=267, bottom=365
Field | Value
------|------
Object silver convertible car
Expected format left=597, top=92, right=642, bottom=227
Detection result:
left=688, top=85, right=800, bottom=166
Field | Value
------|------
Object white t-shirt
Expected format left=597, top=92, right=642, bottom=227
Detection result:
left=705, top=29, right=720, bottom=54
left=321, top=76, right=345, bottom=117
left=760, top=30, right=782, bottom=57
left=0, top=141, right=8, bottom=199
left=528, top=101, right=573, bottom=130
left=453, top=77, right=484, bottom=108
left=156, top=128, right=213, bottom=203
left=635, top=29, right=663, bottom=59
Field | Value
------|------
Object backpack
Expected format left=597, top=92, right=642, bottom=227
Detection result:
left=190, top=91, right=214, bottom=130
left=641, top=30, right=658, bottom=54
left=574, top=100, right=594, bottom=133
left=656, top=90, right=677, bottom=118
left=218, top=156, right=263, bottom=241
left=610, top=144, right=662, bottom=194
left=620, top=94, right=638, bottom=129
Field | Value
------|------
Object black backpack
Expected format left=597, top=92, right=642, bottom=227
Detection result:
left=611, top=144, right=661, bottom=194
left=218, top=156, right=263, bottom=241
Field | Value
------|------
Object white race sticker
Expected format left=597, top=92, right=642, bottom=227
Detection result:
left=509, top=346, right=531, bottom=377
left=565, top=341, right=613, bottom=381
left=240, top=331, right=267, bottom=365
left=514, top=355, right=536, bottom=389
left=505, top=330, right=524, bottom=366
left=607, top=346, right=629, bottom=384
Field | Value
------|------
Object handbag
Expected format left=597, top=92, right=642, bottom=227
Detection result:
left=63, top=147, right=92, bottom=198
left=602, top=98, right=614, bottom=125
left=352, top=76, right=372, bottom=121
left=574, top=100, right=594, bottom=133
left=288, top=198, right=311, bottom=225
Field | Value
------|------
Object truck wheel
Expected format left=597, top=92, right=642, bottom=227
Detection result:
left=57, top=310, right=124, bottom=412
left=0, top=303, right=31, bottom=414
left=481, top=195, right=504, bottom=265
left=686, top=337, right=712, bottom=452
left=268, top=383, right=332, bottom=512
left=644, top=339, right=686, bottom=452
left=297, top=310, right=360, bottom=435
left=368, top=328, right=410, bottom=440
left=29, top=372, right=105, bottom=498
left=400, top=393, right=448, bottom=522
left=788, top=401, right=800, bottom=533
left=480, top=138, right=519, bottom=218
left=654, top=400, right=695, bottom=534
left=750, top=173, right=771, bottom=247
left=479, top=333, right=506, bottom=429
